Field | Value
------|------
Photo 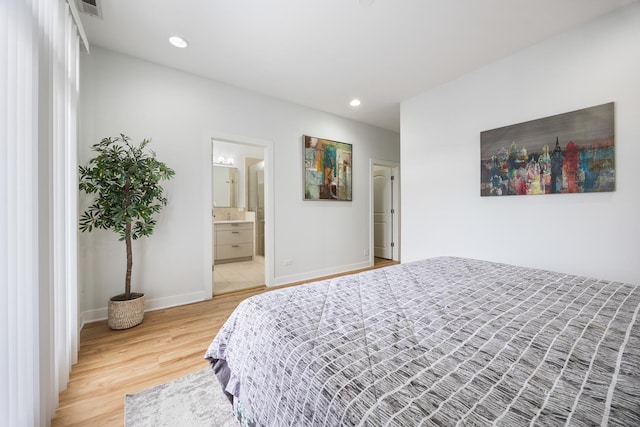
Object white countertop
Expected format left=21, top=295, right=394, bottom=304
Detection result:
left=213, top=219, right=254, bottom=224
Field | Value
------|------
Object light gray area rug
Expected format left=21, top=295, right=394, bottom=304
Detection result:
left=125, top=368, right=237, bottom=426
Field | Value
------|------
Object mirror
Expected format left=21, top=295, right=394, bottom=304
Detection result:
left=213, top=166, right=238, bottom=207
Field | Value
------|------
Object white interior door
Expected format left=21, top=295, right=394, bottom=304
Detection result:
left=374, top=166, right=392, bottom=259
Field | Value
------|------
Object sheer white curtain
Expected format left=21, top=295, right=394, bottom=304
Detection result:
left=1, top=0, right=83, bottom=425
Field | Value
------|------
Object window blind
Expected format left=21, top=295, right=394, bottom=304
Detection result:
left=1, top=0, right=81, bottom=425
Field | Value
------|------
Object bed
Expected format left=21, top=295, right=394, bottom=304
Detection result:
left=205, top=257, right=640, bottom=426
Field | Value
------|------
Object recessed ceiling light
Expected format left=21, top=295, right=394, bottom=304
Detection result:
left=169, top=36, right=188, bottom=48
left=350, top=99, right=361, bottom=107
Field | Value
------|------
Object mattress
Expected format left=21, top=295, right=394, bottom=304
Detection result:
left=205, top=257, right=640, bottom=426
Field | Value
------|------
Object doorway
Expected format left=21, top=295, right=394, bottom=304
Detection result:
left=372, top=161, right=400, bottom=263
left=206, top=135, right=273, bottom=297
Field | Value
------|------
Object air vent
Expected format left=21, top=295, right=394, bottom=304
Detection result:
left=76, top=0, right=103, bottom=19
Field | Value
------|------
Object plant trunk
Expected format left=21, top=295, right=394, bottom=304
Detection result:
left=124, top=180, right=132, bottom=300
left=125, top=221, right=132, bottom=300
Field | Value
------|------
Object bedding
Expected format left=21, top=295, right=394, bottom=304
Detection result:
left=205, top=257, right=640, bottom=426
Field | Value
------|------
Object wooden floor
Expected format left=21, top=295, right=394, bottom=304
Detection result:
left=52, top=257, right=398, bottom=426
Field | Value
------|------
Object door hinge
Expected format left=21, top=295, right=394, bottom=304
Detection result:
left=390, top=175, right=395, bottom=181
left=391, top=208, right=395, bottom=214
left=391, top=242, right=395, bottom=247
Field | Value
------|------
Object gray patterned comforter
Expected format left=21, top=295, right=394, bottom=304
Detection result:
left=205, top=257, right=640, bottom=426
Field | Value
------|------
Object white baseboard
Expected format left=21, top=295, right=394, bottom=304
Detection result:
left=80, top=290, right=206, bottom=327
left=271, top=260, right=371, bottom=288
left=79, top=261, right=374, bottom=328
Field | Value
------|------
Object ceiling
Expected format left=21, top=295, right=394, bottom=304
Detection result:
left=76, top=0, right=636, bottom=133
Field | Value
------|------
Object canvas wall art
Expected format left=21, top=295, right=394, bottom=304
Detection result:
left=480, top=102, right=615, bottom=197
left=304, top=135, right=352, bottom=201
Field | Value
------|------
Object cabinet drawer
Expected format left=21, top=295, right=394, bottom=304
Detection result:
left=215, top=243, right=252, bottom=260
left=215, top=222, right=253, bottom=232
left=216, top=229, right=252, bottom=245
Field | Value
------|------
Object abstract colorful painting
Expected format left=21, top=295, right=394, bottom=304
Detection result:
left=304, top=135, right=352, bottom=201
left=480, top=102, right=614, bottom=197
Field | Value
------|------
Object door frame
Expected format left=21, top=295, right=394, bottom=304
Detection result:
left=202, top=131, right=274, bottom=299
left=369, top=159, right=400, bottom=264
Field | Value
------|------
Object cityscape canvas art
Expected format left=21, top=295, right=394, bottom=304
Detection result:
left=480, top=102, right=615, bottom=197
left=304, top=135, right=352, bottom=201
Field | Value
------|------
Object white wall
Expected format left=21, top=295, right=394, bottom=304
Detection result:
left=401, top=3, right=640, bottom=285
left=79, top=47, right=400, bottom=321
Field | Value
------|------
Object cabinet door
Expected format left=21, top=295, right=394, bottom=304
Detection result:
left=215, top=222, right=252, bottom=232
left=217, top=229, right=252, bottom=245
left=216, top=243, right=253, bottom=260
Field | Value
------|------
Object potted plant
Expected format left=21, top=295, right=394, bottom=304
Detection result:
left=79, top=134, right=175, bottom=329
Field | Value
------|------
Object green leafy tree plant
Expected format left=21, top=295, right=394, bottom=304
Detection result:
left=79, top=134, right=175, bottom=301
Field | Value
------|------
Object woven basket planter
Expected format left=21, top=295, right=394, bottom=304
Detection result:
left=108, top=293, right=145, bottom=330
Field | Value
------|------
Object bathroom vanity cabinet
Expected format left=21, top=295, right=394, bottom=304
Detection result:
left=214, top=221, right=254, bottom=264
